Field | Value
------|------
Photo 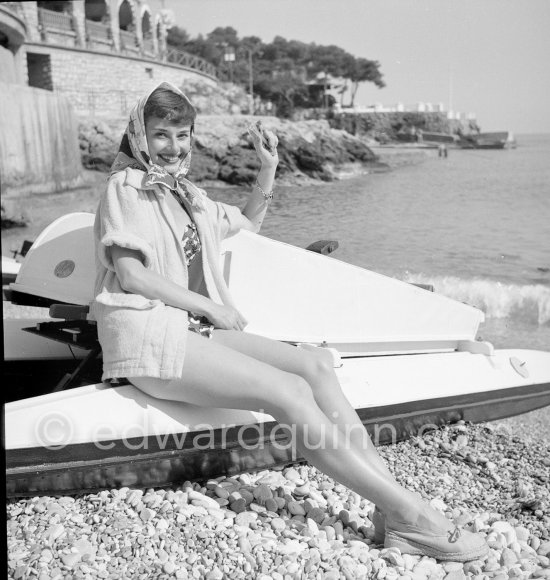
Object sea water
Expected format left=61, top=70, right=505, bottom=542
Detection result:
left=212, top=133, right=550, bottom=352
left=2, top=135, right=549, bottom=352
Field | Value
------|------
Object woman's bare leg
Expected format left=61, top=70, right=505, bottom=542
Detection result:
left=211, top=329, right=397, bottom=483
left=130, top=332, right=436, bottom=525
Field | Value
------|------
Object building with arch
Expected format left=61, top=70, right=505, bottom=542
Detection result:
left=1, top=0, right=218, bottom=120
left=0, top=1, right=219, bottom=198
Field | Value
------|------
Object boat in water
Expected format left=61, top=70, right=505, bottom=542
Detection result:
left=4, top=213, right=550, bottom=497
left=458, top=131, right=517, bottom=150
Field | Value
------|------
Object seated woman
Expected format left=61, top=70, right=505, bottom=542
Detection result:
left=91, top=81, right=488, bottom=562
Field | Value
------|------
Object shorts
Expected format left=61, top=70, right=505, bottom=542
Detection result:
left=108, top=312, right=214, bottom=386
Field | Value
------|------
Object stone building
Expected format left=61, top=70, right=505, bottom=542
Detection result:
left=1, top=0, right=218, bottom=120
left=0, top=1, right=218, bottom=197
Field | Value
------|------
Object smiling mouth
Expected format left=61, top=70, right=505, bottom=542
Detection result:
left=158, top=154, right=181, bottom=164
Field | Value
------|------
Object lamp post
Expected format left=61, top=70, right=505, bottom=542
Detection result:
left=223, top=45, right=235, bottom=83
left=248, top=48, right=254, bottom=115
left=323, top=71, right=329, bottom=111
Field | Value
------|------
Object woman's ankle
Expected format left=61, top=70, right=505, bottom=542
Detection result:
left=383, top=491, right=451, bottom=525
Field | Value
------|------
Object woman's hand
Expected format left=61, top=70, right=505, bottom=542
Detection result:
left=206, top=303, right=248, bottom=331
left=248, top=121, right=279, bottom=169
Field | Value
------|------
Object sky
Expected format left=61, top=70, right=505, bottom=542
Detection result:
left=150, top=0, right=550, bottom=134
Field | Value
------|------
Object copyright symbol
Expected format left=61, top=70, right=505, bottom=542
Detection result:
left=34, top=412, right=74, bottom=450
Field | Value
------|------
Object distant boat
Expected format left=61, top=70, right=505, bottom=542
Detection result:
left=458, top=131, right=516, bottom=150
left=419, top=132, right=459, bottom=145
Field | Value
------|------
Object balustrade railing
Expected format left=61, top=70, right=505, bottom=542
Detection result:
left=119, top=29, right=138, bottom=52
left=38, top=7, right=73, bottom=33
left=142, top=38, right=155, bottom=56
left=85, top=20, right=111, bottom=44
left=32, top=8, right=217, bottom=79
left=166, top=47, right=217, bottom=78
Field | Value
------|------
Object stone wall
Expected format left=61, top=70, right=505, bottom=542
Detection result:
left=22, top=42, right=217, bottom=121
left=0, top=45, right=17, bottom=83
left=330, top=111, right=474, bottom=142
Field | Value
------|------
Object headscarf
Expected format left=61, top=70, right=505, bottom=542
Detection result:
left=110, top=81, right=206, bottom=210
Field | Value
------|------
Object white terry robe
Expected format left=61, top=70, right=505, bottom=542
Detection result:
left=90, top=167, right=243, bottom=381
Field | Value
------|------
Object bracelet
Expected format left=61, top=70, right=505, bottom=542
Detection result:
left=255, top=180, right=274, bottom=201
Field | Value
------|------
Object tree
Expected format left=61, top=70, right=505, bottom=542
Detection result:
left=347, top=58, right=385, bottom=107
left=255, top=70, right=310, bottom=118
left=166, top=26, right=190, bottom=51
left=207, top=26, right=239, bottom=49
left=165, top=26, right=386, bottom=116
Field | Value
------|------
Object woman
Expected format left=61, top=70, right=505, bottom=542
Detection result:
left=92, top=81, right=488, bottom=562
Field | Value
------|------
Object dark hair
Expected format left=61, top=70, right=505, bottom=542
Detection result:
left=144, top=86, right=196, bottom=126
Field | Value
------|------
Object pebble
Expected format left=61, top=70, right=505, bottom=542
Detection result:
left=287, top=501, right=306, bottom=516
left=7, top=420, right=550, bottom=579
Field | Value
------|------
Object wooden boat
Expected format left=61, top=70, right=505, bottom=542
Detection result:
left=4, top=213, right=550, bottom=497
left=458, top=131, right=516, bottom=150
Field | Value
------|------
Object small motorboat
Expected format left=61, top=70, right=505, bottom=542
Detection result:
left=4, top=213, right=550, bottom=497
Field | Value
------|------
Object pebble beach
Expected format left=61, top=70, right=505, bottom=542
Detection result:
left=6, top=340, right=550, bottom=580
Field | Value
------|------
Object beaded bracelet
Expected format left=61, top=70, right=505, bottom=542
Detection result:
left=255, top=180, right=274, bottom=201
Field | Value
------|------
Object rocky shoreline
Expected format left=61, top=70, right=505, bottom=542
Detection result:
left=2, top=116, right=433, bottom=230
left=78, top=115, right=385, bottom=187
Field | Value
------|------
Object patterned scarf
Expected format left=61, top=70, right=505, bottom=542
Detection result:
left=110, top=81, right=206, bottom=210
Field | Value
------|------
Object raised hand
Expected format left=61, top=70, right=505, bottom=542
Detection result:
left=248, top=120, right=279, bottom=169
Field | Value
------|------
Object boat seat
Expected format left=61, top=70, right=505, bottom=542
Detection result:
left=306, top=240, right=339, bottom=256
left=22, top=303, right=101, bottom=392
left=49, top=303, right=90, bottom=321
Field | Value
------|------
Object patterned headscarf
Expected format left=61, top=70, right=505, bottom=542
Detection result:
left=110, top=81, right=206, bottom=210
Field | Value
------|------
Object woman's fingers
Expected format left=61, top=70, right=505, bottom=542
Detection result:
left=264, top=129, right=278, bottom=150
left=236, top=311, right=248, bottom=331
left=248, top=123, right=278, bottom=154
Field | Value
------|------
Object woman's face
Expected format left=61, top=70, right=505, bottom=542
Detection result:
left=145, top=116, right=192, bottom=174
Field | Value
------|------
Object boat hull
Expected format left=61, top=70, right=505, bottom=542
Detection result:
left=458, top=131, right=514, bottom=150
left=6, top=381, right=549, bottom=497
left=6, top=348, right=550, bottom=497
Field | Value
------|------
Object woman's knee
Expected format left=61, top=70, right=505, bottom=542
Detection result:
left=299, top=350, right=337, bottom=389
left=267, top=373, right=315, bottom=419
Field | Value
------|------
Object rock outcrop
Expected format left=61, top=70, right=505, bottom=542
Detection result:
left=79, top=116, right=379, bottom=185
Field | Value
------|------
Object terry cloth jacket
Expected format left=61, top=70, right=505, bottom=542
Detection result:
left=90, top=167, right=244, bottom=381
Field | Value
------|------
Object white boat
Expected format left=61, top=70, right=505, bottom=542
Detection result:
left=4, top=213, right=550, bottom=497
left=2, top=254, right=21, bottom=285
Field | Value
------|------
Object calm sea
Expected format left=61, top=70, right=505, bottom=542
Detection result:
left=3, top=134, right=549, bottom=352
left=211, top=133, right=550, bottom=352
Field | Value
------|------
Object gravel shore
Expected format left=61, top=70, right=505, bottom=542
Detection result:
left=5, top=305, right=550, bottom=579
left=6, top=416, right=550, bottom=579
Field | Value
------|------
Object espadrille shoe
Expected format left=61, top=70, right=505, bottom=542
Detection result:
left=384, top=517, right=489, bottom=562
left=371, top=506, right=386, bottom=544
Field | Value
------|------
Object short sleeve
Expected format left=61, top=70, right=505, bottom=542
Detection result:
left=205, top=196, right=247, bottom=240
left=95, top=172, right=156, bottom=271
